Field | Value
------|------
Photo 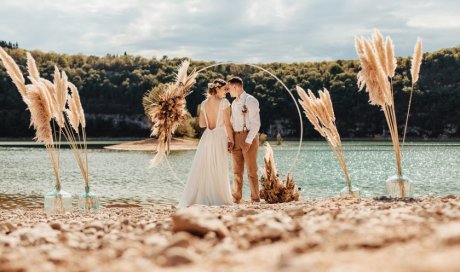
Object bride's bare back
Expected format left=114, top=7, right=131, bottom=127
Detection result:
left=204, top=97, right=222, bottom=129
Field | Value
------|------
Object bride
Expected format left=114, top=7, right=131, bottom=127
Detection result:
left=178, top=79, right=234, bottom=208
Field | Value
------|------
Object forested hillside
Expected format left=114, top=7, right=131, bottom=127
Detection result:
left=1, top=42, right=459, bottom=139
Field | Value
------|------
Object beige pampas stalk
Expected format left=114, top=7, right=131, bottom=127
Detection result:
left=40, top=78, right=61, bottom=123
left=410, top=38, right=423, bottom=84
left=0, top=47, right=29, bottom=104
left=65, top=95, right=80, bottom=132
left=53, top=67, right=68, bottom=119
left=69, top=82, right=86, bottom=127
left=385, top=37, right=397, bottom=77
left=26, top=52, right=40, bottom=82
left=403, top=38, right=423, bottom=144
left=355, top=37, right=388, bottom=106
left=297, top=86, right=355, bottom=195
left=27, top=86, right=53, bottom=145
left=373, top=30, right=388, bottom=77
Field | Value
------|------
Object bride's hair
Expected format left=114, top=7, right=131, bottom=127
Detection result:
left=207, top=79, right=226, bottom=96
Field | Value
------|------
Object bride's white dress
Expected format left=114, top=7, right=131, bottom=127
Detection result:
left=178, top=98, right=233, bottom=208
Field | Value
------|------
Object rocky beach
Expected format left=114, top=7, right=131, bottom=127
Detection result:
left=1, top=196, right=460, bottom=271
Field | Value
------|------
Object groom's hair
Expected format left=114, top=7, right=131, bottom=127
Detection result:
left=227, top=76, right=243, bottom=87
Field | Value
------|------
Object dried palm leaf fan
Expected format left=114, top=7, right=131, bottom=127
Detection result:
left=259, top=143, right=300, bottom=203
left=143, top=60, right=198, bottom=166
left=297, top=87, right=359, bottom=197
left=355, top=29, right=419, bottom=197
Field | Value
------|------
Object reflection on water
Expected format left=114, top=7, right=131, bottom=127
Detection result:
left=0, top=141, right=459, bottom=209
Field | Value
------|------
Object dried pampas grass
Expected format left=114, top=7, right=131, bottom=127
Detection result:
left=143, top=60, right=198, bottom=167
left=410, top=38, right=423, bottom=85
left=259, top=143, right=299, bottom=203
left=0, top=47, right=28, bottom=104
left=385, top=37, right=397, bottom=78
left=0, top=48, right=91, bottom=198
left=297, top=86, right=355, bottom=196
left=27, top=86, right=53, bottom=145
left=403, top=38, right=423, bottom=144
left=354, top=29, right=415, bottom=197
left=355, top=30, right=401, bottom=191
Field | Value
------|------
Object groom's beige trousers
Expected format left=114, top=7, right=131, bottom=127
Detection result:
left=232, top=131, right=260, bottom=202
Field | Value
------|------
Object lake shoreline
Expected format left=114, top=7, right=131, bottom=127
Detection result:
left=1, top=196, right=460, bottom=271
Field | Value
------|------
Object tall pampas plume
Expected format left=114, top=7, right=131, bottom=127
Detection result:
left=0, top=47, right=28, bottom=104
left=385, top=37, right=397, bottom=78
left=69, top=82, right=86, bottom=127
left=26, top=52, right=40, bottom=82
left=355, top=29, right=415, bottom=197
left=27, top=86, right=53, bottom=145
left=403, top=38, right=423, bottom=144
left=410, top=38, right=423, bottom=85
left=297, top=86, right=356, bottom=196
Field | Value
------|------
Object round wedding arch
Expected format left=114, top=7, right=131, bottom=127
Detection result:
left=161, top=61, right=305, bottom=185
left=193, top=61, right=305, bottom=175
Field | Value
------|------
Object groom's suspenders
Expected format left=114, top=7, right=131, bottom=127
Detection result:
left=242, top=95, right=248, bottom=132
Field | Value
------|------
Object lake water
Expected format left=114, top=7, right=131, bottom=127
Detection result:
left=0, top=141, right=459, bottom=209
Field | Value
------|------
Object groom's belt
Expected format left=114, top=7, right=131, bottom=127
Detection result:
left=234, top=130, right=249, bottom=134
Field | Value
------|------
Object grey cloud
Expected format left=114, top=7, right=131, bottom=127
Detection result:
left=0, top=0, right=459, bottom=62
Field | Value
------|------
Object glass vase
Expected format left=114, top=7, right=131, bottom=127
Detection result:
left=78, top=186, right=100, bottom=212
left=385, top=175, right=414, bottom=198
left=340, top=186, right=360, bottom=198
left=44, top=188, right=72, bottom=214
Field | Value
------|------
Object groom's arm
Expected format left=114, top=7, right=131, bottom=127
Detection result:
left=245, top=97, right=261, bottom=145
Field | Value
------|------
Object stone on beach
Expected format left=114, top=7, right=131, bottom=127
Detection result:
left=171, top=206, right=230, bottom=238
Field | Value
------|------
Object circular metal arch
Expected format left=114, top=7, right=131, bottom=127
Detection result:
left=195, top=62, right=304, bottom=174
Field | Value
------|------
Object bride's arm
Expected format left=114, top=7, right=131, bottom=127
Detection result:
left=198, top=104, right=207, bottom=128
left=223, top=107, right=234, bottom=144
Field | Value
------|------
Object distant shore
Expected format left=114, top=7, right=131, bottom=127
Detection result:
left=1, top=196, right=460, bottom=271
left=104, top=138, right=199, bottom=151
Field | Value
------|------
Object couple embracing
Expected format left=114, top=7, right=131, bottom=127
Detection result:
left=178, top=77, right=260, bottom=208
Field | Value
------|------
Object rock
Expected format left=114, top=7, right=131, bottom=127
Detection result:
left=0, top=236, right=19, bottom=248
left=172, top=206, right=229, bottom=238
left=157, top=247, right=197, bottom=267
left=0, top=222, right=16, bottom=234
left=235, top=209, right=259, bottom=217
left=49, top=222, right=62, bottom=231
left=85, top=221, right=104, bottom=231
left=162, top=232, right=193, bottom=250
left=145, top=235, right=168, bottom=247
left=48, top=248, right=70, bottom=262
left=437, top=222, right=460, bottom=245
left=11, top=223, right=59, bottom=245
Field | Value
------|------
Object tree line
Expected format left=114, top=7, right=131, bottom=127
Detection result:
left=0, top=41, right=459, bottom=139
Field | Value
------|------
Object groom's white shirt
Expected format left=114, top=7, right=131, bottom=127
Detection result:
left=231, top=91, right=261, bottom=144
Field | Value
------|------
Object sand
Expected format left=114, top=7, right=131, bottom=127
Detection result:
left=1, top=196, right=460, bottom=271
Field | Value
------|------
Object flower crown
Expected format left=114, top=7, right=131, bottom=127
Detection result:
left=207, top=82, right=225, bottom=90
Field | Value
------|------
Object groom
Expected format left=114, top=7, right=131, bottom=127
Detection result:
left=226, top=77, right=261, bottom=203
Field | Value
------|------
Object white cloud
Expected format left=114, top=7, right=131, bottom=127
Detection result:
left=0, top=0, right=459, bottom=62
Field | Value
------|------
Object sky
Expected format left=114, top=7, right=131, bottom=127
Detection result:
left=0, top=0, right=459, bottom=63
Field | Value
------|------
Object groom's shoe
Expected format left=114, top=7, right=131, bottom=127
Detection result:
left=251, top=199, right=260, bottom=204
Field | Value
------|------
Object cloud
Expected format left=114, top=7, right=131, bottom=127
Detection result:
left=0, top=0, right=459, bottom=62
